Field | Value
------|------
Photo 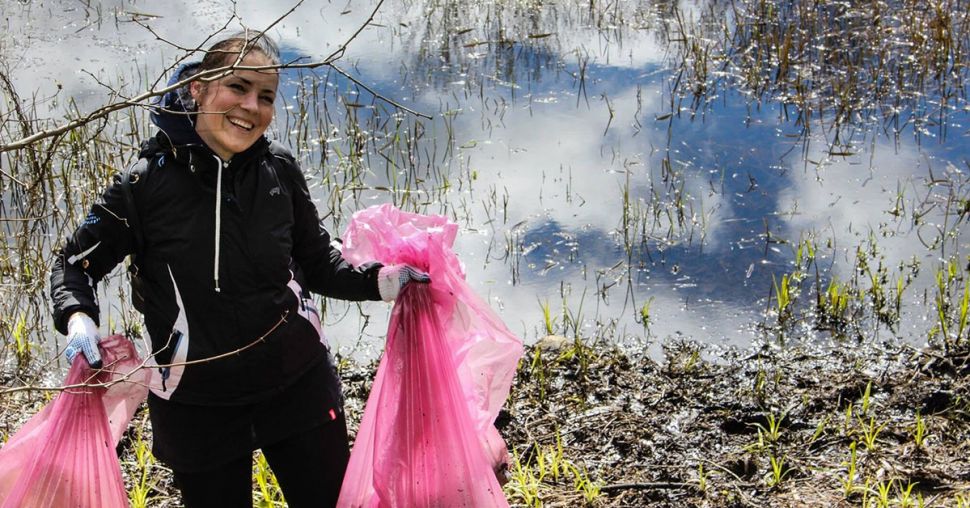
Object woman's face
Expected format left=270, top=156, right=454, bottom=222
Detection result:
left=190, top=52, right=278, bottom=160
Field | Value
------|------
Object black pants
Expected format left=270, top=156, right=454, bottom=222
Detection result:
left=172, top=411, right=350, bottom=508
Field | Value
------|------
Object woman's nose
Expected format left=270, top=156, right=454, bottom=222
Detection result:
left=240, top=91, right=259, bottom=111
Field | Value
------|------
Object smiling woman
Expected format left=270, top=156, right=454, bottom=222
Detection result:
left=189, top=39, right=279, bottom=160
left=47, top=30, right=430, bottom=508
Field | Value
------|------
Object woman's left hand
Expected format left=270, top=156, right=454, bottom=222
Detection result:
left=378, top=265, right=431, bottom=301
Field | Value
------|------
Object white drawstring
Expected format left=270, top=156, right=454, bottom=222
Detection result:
left=214, top=156, right=223, bottom=293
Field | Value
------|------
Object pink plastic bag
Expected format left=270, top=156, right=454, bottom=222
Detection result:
left=338, top=204, right=523, bottom=507
left=0, top=335, right=150, bottom=508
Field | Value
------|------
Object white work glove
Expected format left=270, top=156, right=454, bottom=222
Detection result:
left=378, top=264, right=431, bottom=302
left=64, top=312, right=102, bottom=369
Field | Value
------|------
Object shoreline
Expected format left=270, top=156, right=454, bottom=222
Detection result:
left=2, top=335, right=968, bottom=506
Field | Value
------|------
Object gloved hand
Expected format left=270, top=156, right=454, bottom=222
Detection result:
left=64, top=312, right=102, bottom=369
left=378, top=264, right=431, bottom=301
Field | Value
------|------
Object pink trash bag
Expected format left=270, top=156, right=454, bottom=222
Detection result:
left=0, top=334, right=150, bottom=508
left=338, top=204, right=523, bottom=507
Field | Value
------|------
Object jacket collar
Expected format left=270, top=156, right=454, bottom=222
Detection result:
left=149, top=133, right=270, bottom=173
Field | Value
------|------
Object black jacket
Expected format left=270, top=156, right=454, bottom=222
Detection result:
left=50, top=127, right=381, bottom=405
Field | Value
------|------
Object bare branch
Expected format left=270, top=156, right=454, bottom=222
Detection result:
left=0, top=212, right=55, bottom=222
left=0, top=69, right=42, bottom=184
left=150, top=310, right=289, bottom=369
left=323, top=0, right=386, bottom=64
left=254, top=0, right=305, bottom=45
left=0, top=310, right=289, bottom=396
left=141, top=13, right=238, bottom=91
left=0, top=61, right=281, bottom=153
left=329, top=63, right=432, bottom=120
left=81, top=69, right=129, bottom=100
left=0, top=0, right=431, bottom=154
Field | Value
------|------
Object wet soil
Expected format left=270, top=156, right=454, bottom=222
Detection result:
left=488, top=337, right=970, bottom=507
left=4, top=336, right=969, bottom=507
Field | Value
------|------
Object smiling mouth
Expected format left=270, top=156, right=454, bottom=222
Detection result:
left=228, top=117, right=254, bottom=131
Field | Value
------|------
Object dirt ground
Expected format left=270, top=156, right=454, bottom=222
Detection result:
left=2, top=335, right=968, bottom=507
left=481, top=336, right=970, bottom=507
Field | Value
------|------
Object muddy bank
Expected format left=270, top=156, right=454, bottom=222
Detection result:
left=487, top=337, right=970, bottom=507
left=3, top=335, right=969, bottom=507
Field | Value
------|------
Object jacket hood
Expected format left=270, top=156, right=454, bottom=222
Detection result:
left=150, top=62, right=205, bottom=147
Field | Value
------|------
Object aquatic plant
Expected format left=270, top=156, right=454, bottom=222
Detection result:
left=843, top=441, right=859, bottom=498
left=253, top=451, right=285, bottom=507
left=857, top=415, right=887, bottom=451
left=860, top=381, right=873, bottom=416
left=897, top=480, right=918, bottom=508
left=753, top=410, right=785, bottom=445
left=911, top=411, right=928, bottom=448
left=637, top=297, right=655, bottom=333
left=506, top=436, right=602, bottom=508
left=126, top=417, right=158, bottom=508
left=766, top=453, right=789, bottom=488
left=931, top=258, right=970, bottom=353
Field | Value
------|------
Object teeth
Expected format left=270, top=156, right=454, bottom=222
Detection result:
left=228, top=118, right=254, bottom=130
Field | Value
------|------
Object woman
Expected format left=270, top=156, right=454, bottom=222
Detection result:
left=49, top=32, right=427, bottom=507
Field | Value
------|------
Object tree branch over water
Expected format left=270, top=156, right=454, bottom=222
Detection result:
left=0, top=0, right=429, bottom=154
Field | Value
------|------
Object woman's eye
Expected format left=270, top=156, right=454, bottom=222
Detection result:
left=260, top=96, right=275, bottom=104
left=228, top=83, right=245, bottom=92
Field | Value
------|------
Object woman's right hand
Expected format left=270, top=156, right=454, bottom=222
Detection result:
left=64, top=312, right=102, bottom=369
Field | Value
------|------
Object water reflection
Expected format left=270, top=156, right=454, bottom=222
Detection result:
left=1, top=0, right=969, bottom=365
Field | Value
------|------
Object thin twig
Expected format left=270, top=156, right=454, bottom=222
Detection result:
left=322, top=0, right=386, bottom=64
left=0, top=0, right=420, bottom=154
left=0, top=70, right=38, bottom=185
left=151, top=310, right=289, bottom=369
left=141, top=11, right=238, bottom=91
left=600, top=481, right=692, bottom=491
left=0, top=212, right=55, bottom=222
left=0, top=311, right=289, bottom=396
left=330, top=63, right=432, bottom=120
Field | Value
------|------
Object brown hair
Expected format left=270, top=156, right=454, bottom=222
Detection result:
left=197, top=31, right=282, bottom=74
